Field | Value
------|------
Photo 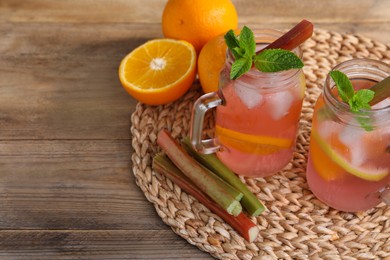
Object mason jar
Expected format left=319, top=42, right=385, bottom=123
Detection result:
left=306, top=58, right=390, bottom=212
left=190, top=29, right=306, bottom=178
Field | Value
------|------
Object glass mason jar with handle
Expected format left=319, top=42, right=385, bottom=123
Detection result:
left=190, top=29, right=306, bottom=178
left=306, top=58, right=390, bottom=212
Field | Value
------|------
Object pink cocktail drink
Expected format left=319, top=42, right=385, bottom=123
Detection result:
left=306, top=59, right=390, bottom=212
left=190, top=29, right=306, bottom=178
left=215, top=66, right=305, bottom=177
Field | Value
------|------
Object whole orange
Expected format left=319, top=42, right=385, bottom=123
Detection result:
left=162, top=0, right=238, bottom=53
left=197, top=34, right=227, bottom=93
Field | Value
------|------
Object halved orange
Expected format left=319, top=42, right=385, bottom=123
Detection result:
left=119, top=39, right=197, bottom=105
left=215, top=125, right=293, bottom=155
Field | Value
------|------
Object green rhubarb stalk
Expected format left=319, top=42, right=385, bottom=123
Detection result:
left=156, top=129, right=242, bottom=216
left=200, top=164, right=244, bottom=202
left=369, top=76, right=390, bottom=106
left=152, top=154, right=259, bottom=242
left=182, top=137, right=266, bottom=217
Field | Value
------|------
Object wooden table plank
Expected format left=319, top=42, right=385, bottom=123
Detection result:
left=0, top=230, right=211, bottom=259
left=1, top=0, right=389, bottom=43
left=236, top=0, right=390, bottom=22
left=1, top=0, right=389, bottom=24
left=0, top=0, right=167, bottom=24
left=0, top=140, right=169, bottom=230
left=0, top=22, right=157, bottom=140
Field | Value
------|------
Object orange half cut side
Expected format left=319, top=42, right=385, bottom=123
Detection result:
left=119, top=39, right=197, bottom=105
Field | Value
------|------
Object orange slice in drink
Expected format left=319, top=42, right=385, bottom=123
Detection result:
left=311, top=129, right=388, bottom=181
left=310, top=130, right=345, bottom=181
left=118, top=39, right=196, bottom=105
left=215, top=125, right=293, bottom=155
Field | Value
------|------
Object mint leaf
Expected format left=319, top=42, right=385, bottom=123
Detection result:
left=224, top=30, right=239, bottom=50
left=253, top=49, right=303, bottom=72
left=328, top=70, right=376, bottom=131
left=354, top=89, right=375, bottom=105
left=238, top=26, right=256, bottom=58
left=224, top=30, right=241, bottom=59
left=349, top=89, right=375, bottom=112
left=230, top=58, right=252, bottom=80
left=224, top=27, right=255, bottom=79
left=233, top=46, right=245, bottom=59
left=329, top=70, right=354, bottom=103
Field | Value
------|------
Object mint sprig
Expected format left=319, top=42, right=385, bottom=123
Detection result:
left=224, top=26, right=304, bottom=80
left=329, top=70, right=375, bottom=131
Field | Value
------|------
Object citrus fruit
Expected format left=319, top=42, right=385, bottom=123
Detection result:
left=311, top=129, right=388, bottom=181
left=162, top=0, right=238, bottom=53
left=198, top=34, right=228, bottom=93
left=118, top=39, right=196, bottom=105
left=310, top=130, right=345, bottom=181
left=215, top=125, right=293, bottom=155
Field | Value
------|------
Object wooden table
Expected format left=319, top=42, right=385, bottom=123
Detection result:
left=1, top=1, right=389, bottom=259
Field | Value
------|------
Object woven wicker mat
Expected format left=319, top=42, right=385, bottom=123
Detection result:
left=130, top=29, right=390, bottom=260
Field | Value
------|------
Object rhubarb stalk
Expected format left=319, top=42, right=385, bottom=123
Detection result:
left=258, top=19, right=314, bottom=53
left=156, top=129, right=242, bottom=216
left=153, top=154, right=259, bottom=242
left=182, top=138, right=266, bottom=217
left=200, top=164, right=244, bottom=202
left=369, top=76, right=390, bottom=105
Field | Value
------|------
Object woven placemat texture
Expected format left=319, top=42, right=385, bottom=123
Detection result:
left=130, top=29, right=390, bottom=259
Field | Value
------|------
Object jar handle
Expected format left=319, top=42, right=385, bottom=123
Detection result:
left=190, top=91, right=223, bottom=154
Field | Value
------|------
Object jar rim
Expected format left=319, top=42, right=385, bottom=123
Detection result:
left=323, top=58, right=390, bottom=128
left=324, top=58, right=390, bottom=113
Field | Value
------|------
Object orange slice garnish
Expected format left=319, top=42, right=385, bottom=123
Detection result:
left=215, top=125, right=293, bottom=155
left=311, top=129, right=388, bottom=181
left=310, top=130, right=345, bottom=181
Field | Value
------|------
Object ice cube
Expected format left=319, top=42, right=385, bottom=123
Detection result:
left=268, top=90, right=294, bottom=120
left=339, top=124, right=364, bottom=145
left=317, top=120, right=338, bottom=139
left=339, top=124, right=365, bottom=166
left=234, top=84, right=263, bottom=109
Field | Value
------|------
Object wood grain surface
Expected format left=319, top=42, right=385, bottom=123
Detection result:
left=0, top=0, right=389, bottom=259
